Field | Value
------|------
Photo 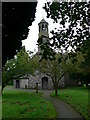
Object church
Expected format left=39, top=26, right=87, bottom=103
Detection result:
left=13, top=19, right=66, bottom=89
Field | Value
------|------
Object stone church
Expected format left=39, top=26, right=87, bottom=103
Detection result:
left=13, top=19, right=66, bottom=89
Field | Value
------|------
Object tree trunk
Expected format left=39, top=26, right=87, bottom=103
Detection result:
left=1, top=81, right=9, bottom=94
left=55, top=87, right=58, bottom=96
left=54, top=80, right=58, bottom=96
left=1, top=85, right=4, bottom=95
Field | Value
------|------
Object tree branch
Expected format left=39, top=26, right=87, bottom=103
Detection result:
left=58, top=71, right=67, bottom=82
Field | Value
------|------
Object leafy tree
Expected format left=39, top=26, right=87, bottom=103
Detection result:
left=2, top=59, right=16, bottom=93
left=13, top=48, right=34, bottom=79
left=36, top=53, right=70, bottom=96
left=37, top=1, right=89, bottom=89
left=67, top=48, right=90, bottom=86
left=38, top=2, right=89, bottom=61
left=67, top=52, right=84, bottom=84
left=2, top=2, right=37, bottom=65
left=2, top=48, right=35, bottom=93
left=80, top=40, right=90, bottom=86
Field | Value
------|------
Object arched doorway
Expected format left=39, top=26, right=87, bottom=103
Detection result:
left=42, top=77, right=48, bottom=89
left=16, top=80, right=20, bottom=88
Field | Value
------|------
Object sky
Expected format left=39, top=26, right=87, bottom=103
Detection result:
left=22, top=0, right=59, bottom=53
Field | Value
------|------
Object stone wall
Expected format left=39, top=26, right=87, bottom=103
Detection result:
left=20, top=79, right=28, bottom=89
left=58, top=76, right=65, bottom=88
left=28, top=72, right=53, bottom=89
left=13, top=71, right=66, bottom=89
left=13, top=80, right=16, bottom=88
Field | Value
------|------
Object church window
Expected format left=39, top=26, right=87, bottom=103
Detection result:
left=45, top=25, right=47, bottom=29
left=42, top=24, right=44, bottom=30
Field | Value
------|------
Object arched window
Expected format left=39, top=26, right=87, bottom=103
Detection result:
left=45, top=25, right=47, bottom=29
left=42, top=24, right=44, bottom=30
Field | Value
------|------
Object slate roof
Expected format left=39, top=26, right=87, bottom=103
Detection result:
left=38, top=19, right=48, bottom=25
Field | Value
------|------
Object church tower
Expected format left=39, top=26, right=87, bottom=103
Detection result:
left=38, top=18, right=49, bottom=37
left=38, top=19, right=49, bottom=52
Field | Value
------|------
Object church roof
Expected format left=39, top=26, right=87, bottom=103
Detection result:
left=38, top=19, right=48, bottom=25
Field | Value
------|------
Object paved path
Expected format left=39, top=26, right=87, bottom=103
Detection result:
left=41, top=90, right=84, bottom=119
left=6, top=87, right=84, bottom=119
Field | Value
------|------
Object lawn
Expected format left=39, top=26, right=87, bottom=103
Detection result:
left=2, top=89, right=57, bottom=119
left=51, top=87, right=88, bottom=120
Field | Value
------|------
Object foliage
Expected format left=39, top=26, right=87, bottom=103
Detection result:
left=2, top=49, right=35, bottom=92
left=37, top=36, right=56, bottom=61
left=68, top=52, right=84, bottom=80
left=38, top=2, right=89, bottom=61
left=80, top=40, right=90, bottom=85
left=68, top=41, right=90, bottom=85
left=13, top=48, right=34, bottom=78
left=51, top=87, right=88, bottom=120
left=7, top=80, right=13, bottom=85
left=36, top=53, right=71, bottom=96
left=2, top=2, right=37, bottom=65
left=37, top=1, right=90, bottom=88
left=2, top=89, right=57, bottom=119
left=2, top=59, right=16, bottom=92
left=37, top=47, right=89, bottom=95
left=81, top=40, right=90, bottom=66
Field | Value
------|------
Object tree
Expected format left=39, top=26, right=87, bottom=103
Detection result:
left=37, top=2, right=89, bottom=90
left=36, top=53, right=69, bottom=96
left=13, top=48, right=34, bottom=79
left=79, top=40, right=90, bottom=86
left=2, top=48, right=35, bottom=93
left=67, top=48, right=90, bottom=87
left=2, top=2, right=37, bottom=65
left=2, top=59, right=16, bottom=93
left=67, top=52, right=85, bottom=85
left=38, top=2, right=89, bottom=61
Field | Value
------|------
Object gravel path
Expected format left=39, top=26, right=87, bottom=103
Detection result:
left=6, top=87, right=84, bottom=119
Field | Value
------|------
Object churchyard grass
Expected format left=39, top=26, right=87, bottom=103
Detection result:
left=51, top=87, right=88, bottom=120
left=2, top=89, right=57, bottom=119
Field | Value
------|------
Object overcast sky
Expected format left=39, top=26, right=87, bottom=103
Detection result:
left=22, top=0, right=59, bottom=53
